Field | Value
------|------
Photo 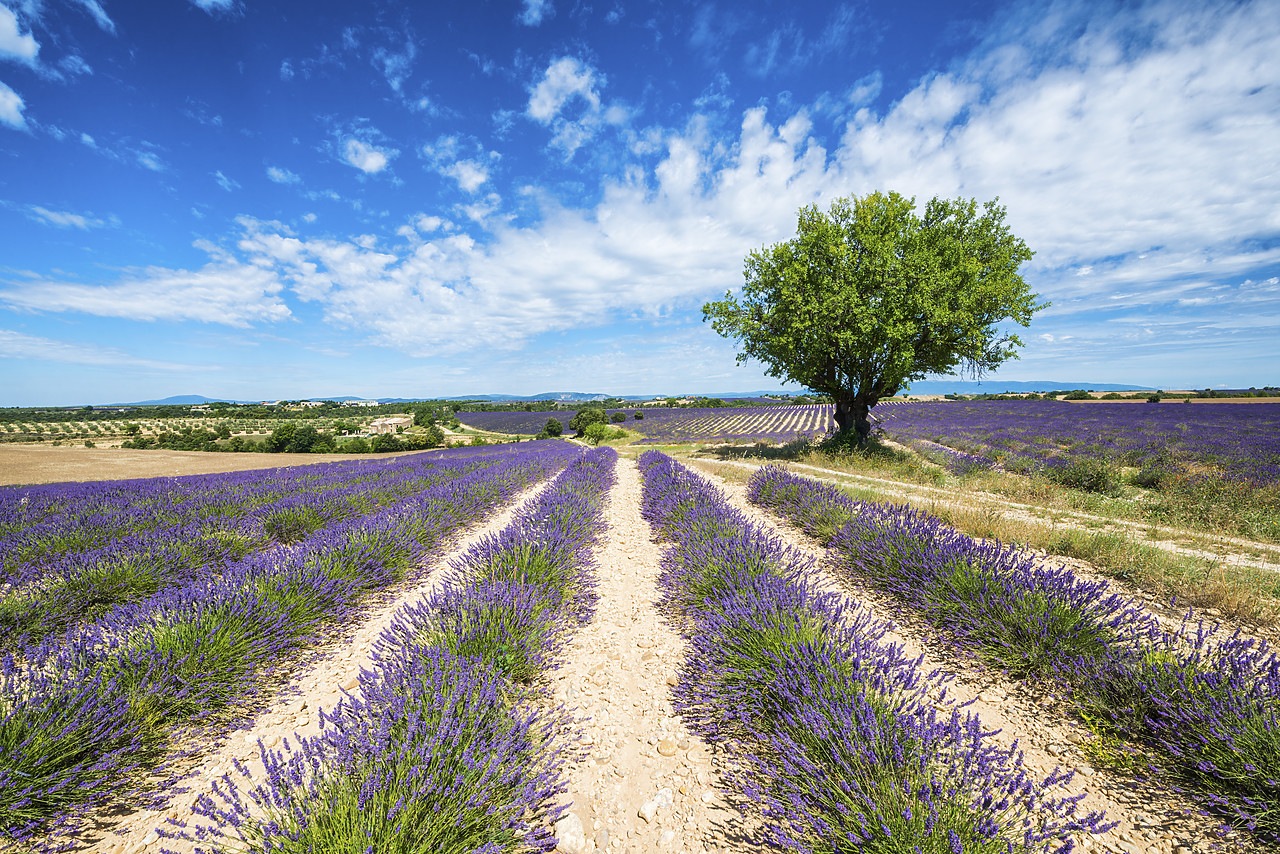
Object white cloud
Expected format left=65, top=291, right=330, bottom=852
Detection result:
left=136, top=150, right=164, bottom=171
left=29, top=206, right=105, bottom=229
left=190, top=0, right=237, bottom=14
left=372, top=39, right=415, bottom=92
left=79, top=132, right=94, bottom=146
left=836, top=1, right=1280, bottom=276
left=0, top=77, right=23, bottom=129
left=279, top=60, right=294, bottom=80
left=0, top=329, right=202, bottom=370
left=213, top=170, right=240, bottom=192
left=59, top=54, right=92, bottom=76
left=444, top=159, right=489, bottom=193
left=528, top=56, right=600, bottom=122
left=526, top=56, right=628, bottom=157
left=519, top=0, right=553, bottom=26
left=343, top=138, right=395, bottom=173
left=0, top=4, right=38, bottom=65
left=0, top=239, right=291, bottom=327
left=267, top=165, right=301, bottom=184
left=73, top=0, right=115, bottom=34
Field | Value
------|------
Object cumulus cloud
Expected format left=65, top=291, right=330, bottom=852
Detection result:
left=0, top=77, right=23, bottom=128
left=267, top=165, right=301, bottom=184
left=526, top=56, right=627, bottom=156
left=421, top=135, right=495, bottom=193
left=0, top=329, right=201, bottom=370
left=527, top=56, right=600, bottom=122
left=0, top=4, right=38, bottom=65
left=343, top=138, right=395, bottom=173
left=444, top=160, right=489, bottom=192
left=519, top=0, right=553, bottom=26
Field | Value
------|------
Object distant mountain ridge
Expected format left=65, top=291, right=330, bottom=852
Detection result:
left=99, top=380, right=1157, bottom=408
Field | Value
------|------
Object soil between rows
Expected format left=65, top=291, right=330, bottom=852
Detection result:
left=63, top=454, right=1266, bottom=853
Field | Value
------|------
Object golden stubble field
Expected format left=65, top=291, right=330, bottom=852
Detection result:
left=0, top=444, right=423, bottom=486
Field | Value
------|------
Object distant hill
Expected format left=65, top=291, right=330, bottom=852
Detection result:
left=97, top=380, right=1156, bottom=409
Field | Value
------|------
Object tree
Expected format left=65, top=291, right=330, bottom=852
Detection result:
left=703, top=192, right=1042, bottom=443
left=568, top=409, right=606, bottom=435
left=543, top=418, right=563, bottom=437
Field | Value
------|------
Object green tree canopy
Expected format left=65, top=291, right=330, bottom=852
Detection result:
left=568, top=408, right=606, bottom=435
left=703, top=191, right=1043, bottom=441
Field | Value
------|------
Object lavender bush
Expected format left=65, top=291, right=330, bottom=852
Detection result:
left=181, top=447, right=617, bottom=853
left=638, top=450, right=1110, bottom=853
left=750, top=463, right=1280, bottom=842
left=0, top=442, right=578, bottom=848
left=0, top=453, right=488, bottom=649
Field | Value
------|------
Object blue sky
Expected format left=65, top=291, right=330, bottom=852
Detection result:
left=1, top=0, right=1277, bottom=405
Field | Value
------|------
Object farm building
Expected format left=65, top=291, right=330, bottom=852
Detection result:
left=368, top=415, right=413, bottom=434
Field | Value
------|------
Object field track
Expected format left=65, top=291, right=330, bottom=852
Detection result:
left=10, top=449, right=1272, bottom=853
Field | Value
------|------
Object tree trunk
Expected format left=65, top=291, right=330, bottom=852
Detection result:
left=833, top=399, right=873, bottom=448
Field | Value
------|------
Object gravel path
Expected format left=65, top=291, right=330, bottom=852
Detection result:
left=550, top=457, right=735, bottom=854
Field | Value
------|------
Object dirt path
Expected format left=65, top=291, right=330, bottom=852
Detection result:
left=550, top=457, right=734, bottom=854
left=89, top=477, right=557, bottom=854
left=702, top=466, right=1261, bottom=854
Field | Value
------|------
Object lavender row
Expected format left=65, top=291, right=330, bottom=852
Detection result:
left=876, top=399, right=1280, bottom=487
left=1, top=451, right=473, bottom=579
left=0, top=457, right=495, bottom=651
left=749, top=463, right=1280, bottom=841
left=460, top=404, right=836, bottom=445
left=181, top=447, right=617, bottom=852
left=638, top=451, right=1108, bottom=853
left=0, top=442, right=578, bottom=849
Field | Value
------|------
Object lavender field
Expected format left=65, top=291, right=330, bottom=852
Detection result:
left=875, top=400, right=1280, bottom=487
left=463, top=404, right=836, bottom=444
left=0, top=441, right=579, bottom=847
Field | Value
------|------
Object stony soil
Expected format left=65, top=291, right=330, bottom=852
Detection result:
left=39, top=451, right=1271, bottom=853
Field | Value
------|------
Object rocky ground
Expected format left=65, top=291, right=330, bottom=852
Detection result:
left=77, top=452, right=1267, bottom=854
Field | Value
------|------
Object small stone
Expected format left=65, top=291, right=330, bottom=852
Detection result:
left=638, top=801, right=659, bottom=823
left=556, top=812, right=588, bottom=854
left=595, top=829, right=610, bottom=851
left=655, top=787, right=674, bottom=809
left=657, top=738, right=679, bottom=756
left=1076, top=765, right=1095, bottom=776
left=636, top=639, right=653, bottom=649
left=1173, top=847, right=1191, bottom=854
left=341, top=675, right=359, bottom=690
left=665, top=672, right=679, bottom=686
left=1047, top=744, right=1066, bottom=757
left=658, top=830, right=676, bottom=846
left=701, top=791, right=716, bottom=803
left=1066, top=731, right=1086, bottom=745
